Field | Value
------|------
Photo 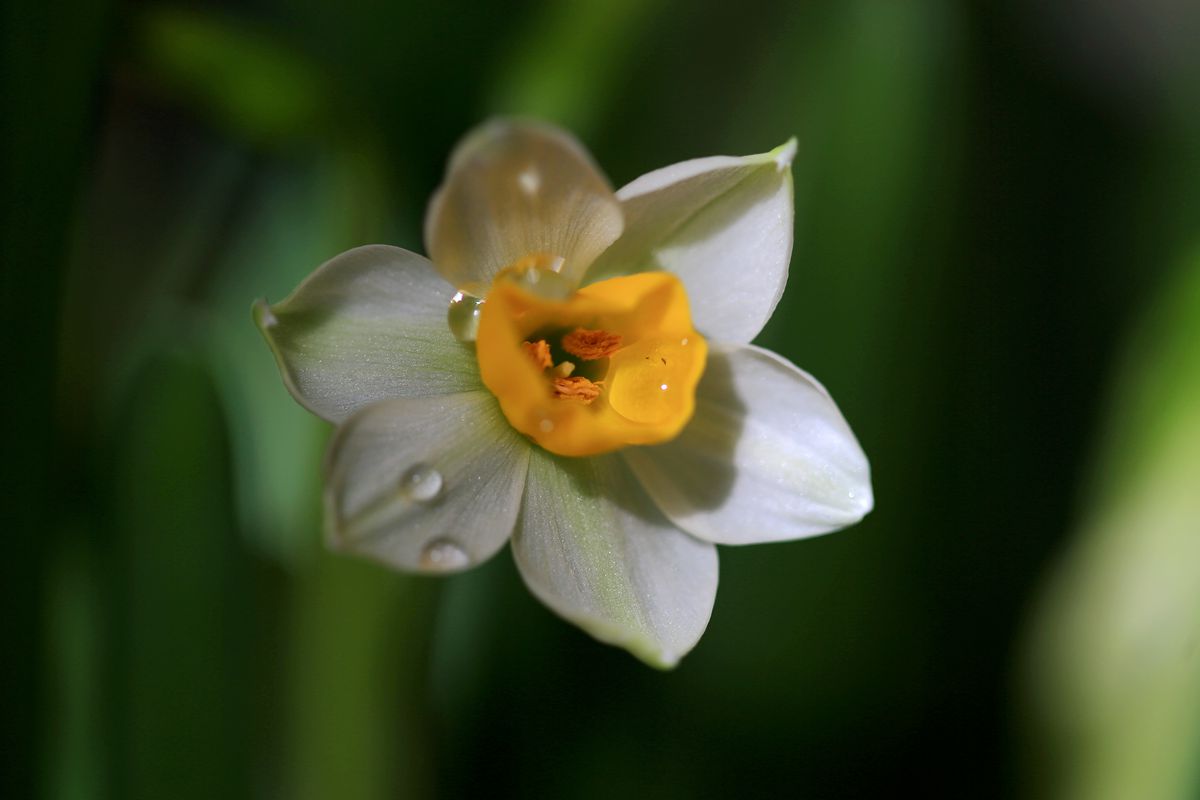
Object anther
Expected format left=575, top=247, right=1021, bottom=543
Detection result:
left=522, top=339, right=553, bottom=370
left=562, top=328, right=622, bottom=361
left=553, top=376, right=603, bottom=404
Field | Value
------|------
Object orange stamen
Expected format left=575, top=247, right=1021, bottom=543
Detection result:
left=522, top=339, right=553, bottom=370
left=562, top=328, right=622, bottom=360
left=553, top=376, right=603, bottom=404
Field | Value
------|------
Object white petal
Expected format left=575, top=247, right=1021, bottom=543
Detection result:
left=255, top=244, right=480, bottom=423
left=512, top=449, right=718, bottom=668
left=624, top=344, right=872, bottom=545
left=424, top=119, right=624, bottom=289
left=324, top=391, right=530, bottom=573
left=587, top=141, right=796, bottom=344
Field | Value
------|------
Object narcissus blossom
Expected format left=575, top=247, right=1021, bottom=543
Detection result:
left=255, top=120, right=872, bottom=667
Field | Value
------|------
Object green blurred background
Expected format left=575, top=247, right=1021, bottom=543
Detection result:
left=4, top=0, right=1199, bottom=798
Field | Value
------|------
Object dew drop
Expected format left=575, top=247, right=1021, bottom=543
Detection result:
left=518, top=167, right=540, bottom=195
left=502, top=260, right=572, bottom=299
left=400, top=464, right=443, bottom=503
left=447, top=291, right=485, bottom=342
left=608, top=337, right=695, bottom=424
left=420, top=539, right=470, bottom=571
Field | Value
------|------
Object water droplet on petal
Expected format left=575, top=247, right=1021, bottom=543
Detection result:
left=518, top=167, right=540, bottom=195
left=608, top=338, right=695, bottom=424
left=501, top=259, right=572, bottom=299
left=448, top=291, right=485, bottom=342
left=419, top=539, right=469, bottom=571
left=400, top=464, right=443, bottom=503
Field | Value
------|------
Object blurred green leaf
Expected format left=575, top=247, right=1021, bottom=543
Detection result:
left=138, top=6, right=332, bottom=146
left=1025, top=250, right=1200, bottom=800
left=284, top=558, right=436, bottom=800
left=2, top=0, right=112, bottom=793
left=107, top=352, right=253, bottom=800
left=487, top=0, right=666, bottom=135
left=43, top=537, right=102, bottom=800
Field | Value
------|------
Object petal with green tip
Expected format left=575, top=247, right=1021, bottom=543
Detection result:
left=254, top=244, right=480, bottom=423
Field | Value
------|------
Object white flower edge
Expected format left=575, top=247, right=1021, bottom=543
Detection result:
left=586, top=140, right=797, bottom=345
left=624, top=343, right=872, bottom=545
left=512, top=448, right=719, bottom=669
left=323, top=390, right=529, bottom=573
left=423, top=119, right=625, bottom=291
left=254, top=245, right=481, bottom=424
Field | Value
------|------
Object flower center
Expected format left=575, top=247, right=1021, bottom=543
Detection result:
left=475, top=264, right=707, bottom=456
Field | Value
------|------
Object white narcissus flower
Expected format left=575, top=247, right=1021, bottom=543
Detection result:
left=255, top=120, right=873, bottom=668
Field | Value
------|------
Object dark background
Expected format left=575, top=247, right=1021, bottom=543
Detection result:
left=4, top=0, right=1199, bottom=798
